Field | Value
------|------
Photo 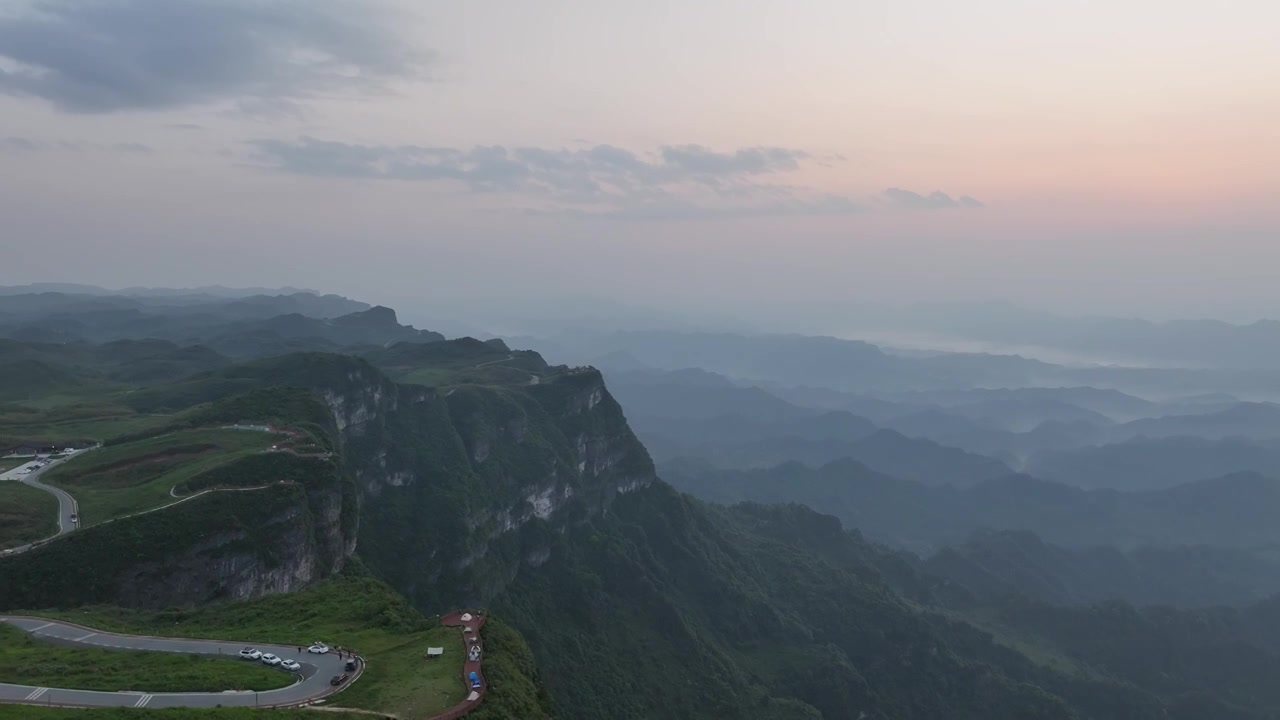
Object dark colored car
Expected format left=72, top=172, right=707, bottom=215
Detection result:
left=345, top=659, right=356, bottom=671
left=330, top=673, right=350, bottom=686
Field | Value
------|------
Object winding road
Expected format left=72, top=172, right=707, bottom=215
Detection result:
left=1, top=441, right=325, bottom=557
left=0, top=616, right=360, bottom=709
left=0, top=451, right=86, bottom=555
left=1, top=442, right=488, bottom=715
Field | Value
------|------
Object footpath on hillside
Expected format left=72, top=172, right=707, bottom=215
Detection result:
left=430, top=611, right=488, bottom=720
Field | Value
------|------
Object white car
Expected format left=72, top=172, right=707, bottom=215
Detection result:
left=280, top=659, right=301, bottom=672
left=307, top=643, right=330, bottom=654
left=239, top=647, right=262, bottom=660
left=260, top=653, right=282, bottom=666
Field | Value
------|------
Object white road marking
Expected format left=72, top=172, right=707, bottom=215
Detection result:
left=0, top=617, right=359, bottom=708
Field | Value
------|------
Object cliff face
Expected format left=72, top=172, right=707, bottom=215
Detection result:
left=0, top=461, right=358, bottom=610
left=114, top=479, right=352, bottom=607
left=0, top=349, right=650, bottom=612
left=328, top=363, right=656, bottom=610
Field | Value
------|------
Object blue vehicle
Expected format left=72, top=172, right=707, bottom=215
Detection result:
left=469, top=670, right=481, bottom=688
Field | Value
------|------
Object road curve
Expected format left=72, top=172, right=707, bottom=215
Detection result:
left=1, top=450, right=87, bottom=555
left=23, top=475, right=78, bottom=537
left=0, top=616, right=361, bottom=709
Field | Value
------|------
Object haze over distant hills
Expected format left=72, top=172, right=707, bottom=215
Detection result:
left=0, top=283, right=323, bottom=298
left=530, top=328, right=1280, bottom=401
left=4, top=285, right=1280, bottom=717
left=841, top=301, right=1280, bottom=370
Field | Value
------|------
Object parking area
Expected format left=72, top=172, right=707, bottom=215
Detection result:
left=0, top=617, right=361, bottom=709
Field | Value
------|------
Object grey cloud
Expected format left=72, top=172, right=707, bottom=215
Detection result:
left=251, top=137, right=858, bottom=220
left=0, top=0, right=424, bottom=113
left=611, top=194, right=858, bottom=222
left=232, top=97, right=310, bottom=122
left=658, top=145, right=808, bottom=176
left=881, top=188, right=984, bottom=209
left=1, top=137, right=38, bottom=152
left=1, top=136, right=152, bottom=153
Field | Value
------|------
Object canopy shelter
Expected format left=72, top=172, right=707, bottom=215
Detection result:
left=426, top=647, right=445, bottom=658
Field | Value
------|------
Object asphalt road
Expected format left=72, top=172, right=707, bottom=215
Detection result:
left=0, top=451, right=86, bottom=555
left=0, top=616, right=359, bottom=708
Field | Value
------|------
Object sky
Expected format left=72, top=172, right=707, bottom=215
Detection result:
left=1, top=0, right=1279, bottom=326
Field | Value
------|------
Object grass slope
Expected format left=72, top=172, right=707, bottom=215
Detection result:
left=0, top=401, right=174, bottom=448
left=37, top=574, right=466, bottom=718
left=0, top=482, right=57, bottom=550
left=0, top=624, right=290, bottom=693
left=43, top=428, right=282, bottom=525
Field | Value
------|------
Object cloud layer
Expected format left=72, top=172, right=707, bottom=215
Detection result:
left=252, top=137, right=859, bottom=219
left=0, top=0, right=422, bottom=113
left=1, top=135, right=152, bottom=154
left=882, top=188, right=983, bottom=209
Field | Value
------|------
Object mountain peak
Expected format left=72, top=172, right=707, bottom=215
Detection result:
left=335, top=305, right=398, bottom=326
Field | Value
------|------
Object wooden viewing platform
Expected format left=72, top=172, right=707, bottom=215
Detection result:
left=428, top=611, right=488, bottom=720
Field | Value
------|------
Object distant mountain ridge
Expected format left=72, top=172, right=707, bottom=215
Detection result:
left=8, top=293, right=1280, bottom=717
left=533, top=328, right=1280, bottom=400
left=663, top=459, right=1280, bottom=553
left=0, top=290, right=443, bottom=360
left=924, top=528, right=1280, bottom=608
left=606, top=367, right=1016, bottom=485
left=1028, top=435, right=1280, bottom=490
left=0, top=283, right=322, bottom=298
left=846, top=301, right=1280, bottom=370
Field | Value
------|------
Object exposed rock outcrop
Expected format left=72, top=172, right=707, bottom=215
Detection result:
left=343, top=363, right=656, bottom=611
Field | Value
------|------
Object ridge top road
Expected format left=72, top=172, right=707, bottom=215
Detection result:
left=0, top=616, right=362, bottom=709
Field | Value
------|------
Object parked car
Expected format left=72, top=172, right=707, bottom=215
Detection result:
left=330, top=673, right=350, bottom=686
left=307, top=643, right=330, bottom=654
left=239, top=647, right=262, bottom=660
left=345, top=659, right=356, bottom=672
left=261, top=653, right=281, bottom=666
left=280, top=659, right=301, bottom=672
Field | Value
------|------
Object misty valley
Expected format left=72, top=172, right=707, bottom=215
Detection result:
left=5, top=1, right=1278, bottom=717
left=0, top=287, right=1279, bottom=719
